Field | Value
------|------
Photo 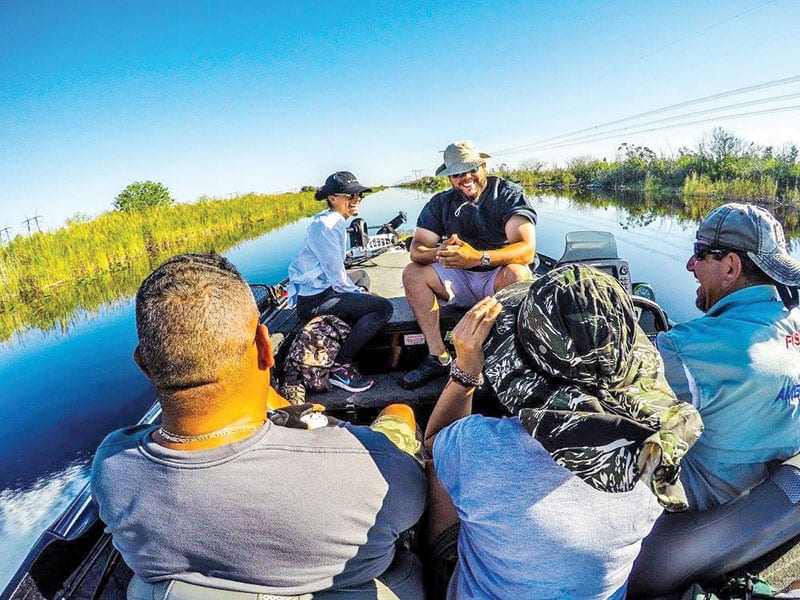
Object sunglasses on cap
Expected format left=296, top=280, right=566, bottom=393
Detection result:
left=333, top=193, right=363, bottom=201
left=450, top=166, right=480, bottom=180
left=693, top=242, right=731, bottom=260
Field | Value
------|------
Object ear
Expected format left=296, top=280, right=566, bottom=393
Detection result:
left=133, top=346, right=152, bottom=378
left=721, top=252, right=744, bottom=290
left=255, top=324, right=275, bottom=371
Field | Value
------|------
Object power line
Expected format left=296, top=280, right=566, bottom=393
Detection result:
left=506, top=92, right=800, bottom=154
left=636, top=0, right=778, bottom=61
left=503, top=104, right=800, bottom=156
left=492, top=75, right=800, bottom=156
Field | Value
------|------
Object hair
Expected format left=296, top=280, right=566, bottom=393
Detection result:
left=713, top=250, right=773, bottom=286
left=135, top=253, right=258, bottom=391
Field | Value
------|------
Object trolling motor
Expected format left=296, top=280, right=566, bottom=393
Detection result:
left=553, top=231, right=669, bottom=338
left=345, top=211, right=407, bottom=268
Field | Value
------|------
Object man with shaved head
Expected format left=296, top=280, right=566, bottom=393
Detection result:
left=91, top=252, right=426, bottom=599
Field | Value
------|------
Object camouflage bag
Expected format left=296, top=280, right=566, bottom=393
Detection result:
left=283, top=315, right=351, bottom=396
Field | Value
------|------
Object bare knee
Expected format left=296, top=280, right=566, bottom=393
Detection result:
left=402, top=262, right=429, bottom=291
left=494, top=264, right=532, bottom=291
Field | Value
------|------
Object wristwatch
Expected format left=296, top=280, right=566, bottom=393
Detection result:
left=480, top=251, right=491, bottom=268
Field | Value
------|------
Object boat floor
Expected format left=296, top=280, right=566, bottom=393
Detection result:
left=263, top=249, right=485, bottom=417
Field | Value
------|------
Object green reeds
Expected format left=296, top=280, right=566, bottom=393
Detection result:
left=681, top=173, right=779, bottom=202
left=0, top=191, right=319, bottom=341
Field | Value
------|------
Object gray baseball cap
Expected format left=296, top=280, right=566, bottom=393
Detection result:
left=696, top=202, right=800, bottom=287
left=435, top=141, right=491, bottom=177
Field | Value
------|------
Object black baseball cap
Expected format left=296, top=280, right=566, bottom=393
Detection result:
left=314, top=171, right=372, bottom=200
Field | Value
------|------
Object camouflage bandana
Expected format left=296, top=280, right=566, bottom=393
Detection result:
left=483, top=265, right=703, bottom=511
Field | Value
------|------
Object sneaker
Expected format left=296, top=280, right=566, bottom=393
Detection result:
left=400, top=355, right=450, bottom=390
left=329, top=363, right=375, bottom=393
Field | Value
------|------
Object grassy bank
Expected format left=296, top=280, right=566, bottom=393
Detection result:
left=0, top=191, right=319, bottom=341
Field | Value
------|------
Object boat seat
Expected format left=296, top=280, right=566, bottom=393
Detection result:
left=627, top=455, right=800, bottom=597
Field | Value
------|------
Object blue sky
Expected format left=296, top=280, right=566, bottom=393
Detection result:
left=2, top=0, right=799, bottom=233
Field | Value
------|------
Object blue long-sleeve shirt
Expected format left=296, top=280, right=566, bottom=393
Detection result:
left=287, top=209, right=360, bottom=308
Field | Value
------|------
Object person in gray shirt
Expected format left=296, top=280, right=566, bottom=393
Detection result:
left=91, top=252, right=426, bottom=599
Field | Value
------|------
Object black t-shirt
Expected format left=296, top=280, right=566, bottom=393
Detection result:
left=416, top=176, right=538, bottom=267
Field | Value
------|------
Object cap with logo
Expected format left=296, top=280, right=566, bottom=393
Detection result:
left=314, top=171, right=372, bottom=201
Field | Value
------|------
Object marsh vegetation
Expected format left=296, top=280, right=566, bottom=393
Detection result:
left=0, top=192, right=319, bottom=341
left=402, top=129, right=800, bottom=204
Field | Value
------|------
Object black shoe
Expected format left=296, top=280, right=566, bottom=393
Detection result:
left=400, top=355, right=450, bottom=389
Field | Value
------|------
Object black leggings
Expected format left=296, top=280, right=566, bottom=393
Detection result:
left=296, top=270, right=393, bottom=364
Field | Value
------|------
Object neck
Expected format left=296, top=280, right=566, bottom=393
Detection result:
left=157, top=380, right=270, bottom=450
left=156, top=420, right=266, bottom=448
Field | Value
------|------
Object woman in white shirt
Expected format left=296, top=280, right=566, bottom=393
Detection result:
left=287, top=171, right=393, bottom=393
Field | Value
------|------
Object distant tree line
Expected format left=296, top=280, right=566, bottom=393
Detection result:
left=400, top=129, right=800, bottom=203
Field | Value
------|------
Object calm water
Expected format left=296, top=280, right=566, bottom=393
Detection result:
left=0, top=187, right=795, bottom=587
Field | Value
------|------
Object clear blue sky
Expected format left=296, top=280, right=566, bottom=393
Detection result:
left=2, top=0, right=799, bottom=233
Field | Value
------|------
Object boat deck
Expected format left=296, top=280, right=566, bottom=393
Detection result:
left=263, top=249, right=482, bottom=418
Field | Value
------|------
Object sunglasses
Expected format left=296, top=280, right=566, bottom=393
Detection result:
left=693, top=242, right=730, bottom=260
left=450, top=166, right=480, bottom=180
left=333, top=193, right=363, bottom=202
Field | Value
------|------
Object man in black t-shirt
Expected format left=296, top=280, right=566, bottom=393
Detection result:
left=400, top=141, right=538, bottom=389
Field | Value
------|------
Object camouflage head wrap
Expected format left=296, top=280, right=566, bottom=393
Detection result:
left=483, top=265, right=703, bottom=511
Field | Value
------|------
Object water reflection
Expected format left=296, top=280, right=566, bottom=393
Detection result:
left=2, top=187, right=800, bottom=589
left=0, top=212, right=319, bottom=344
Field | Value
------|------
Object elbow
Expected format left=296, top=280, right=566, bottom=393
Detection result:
left=524, top=248, right=537, bottom=265
left=517, top=245, right=536, bottom=265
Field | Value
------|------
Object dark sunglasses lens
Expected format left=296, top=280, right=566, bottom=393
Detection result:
left=452, top=167, right=478, bottom=179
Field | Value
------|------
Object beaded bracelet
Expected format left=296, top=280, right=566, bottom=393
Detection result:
left=449, top=362, right=484, bottom=389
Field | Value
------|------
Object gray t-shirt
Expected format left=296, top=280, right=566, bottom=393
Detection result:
left=434, top=415, right=663, bottom=600
left=91, top=420, right=426, bottom=595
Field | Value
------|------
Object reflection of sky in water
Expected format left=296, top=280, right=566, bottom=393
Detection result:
left=0, top=462, right=89, bottom=589
left=2, top=188, right=799, bottom=589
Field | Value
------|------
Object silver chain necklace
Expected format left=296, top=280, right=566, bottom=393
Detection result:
left=157, top=422, right=265, bottom=444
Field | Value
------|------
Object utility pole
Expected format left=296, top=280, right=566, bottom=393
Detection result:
left=0, top=226, right=10, bottom=244
left=22, top=214, right=43, bottom=235
left=411, top=169, right=424, bottom=181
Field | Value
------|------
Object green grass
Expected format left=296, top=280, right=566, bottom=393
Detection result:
left=0, top=191, right=320, bottom=341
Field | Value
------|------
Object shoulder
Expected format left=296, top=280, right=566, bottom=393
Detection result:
left=489, top=177, right=537, bottom=221
left=95, top=424, right=152, bottom=454
left=91, top=425, right=154, bottom=483
left=319, top=210, right=344, bottom=227
left=494, top=176, right=524, bottom=196
left=423, top=189, right=460, bottom=213
left=435, top=415, right=515, bottom=453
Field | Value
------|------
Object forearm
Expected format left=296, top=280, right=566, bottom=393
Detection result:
left=410, top=245, right=439, bottom=265
left=423, top=297, right=500, bottom=454
left=483, top=240, right=536, bottom=267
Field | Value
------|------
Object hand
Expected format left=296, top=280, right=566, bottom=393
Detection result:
left=437, top=234, right=481, bottom=269
left=451, top=297, right=502, bottom=376
left=268, top=403, right=327, bottom=429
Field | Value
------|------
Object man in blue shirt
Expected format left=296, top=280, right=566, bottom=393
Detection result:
left=287, top=171, right=393, bottom=393
left=401, top=141, right=537, bottom=389
left=656, top=202, right=800, bottom=510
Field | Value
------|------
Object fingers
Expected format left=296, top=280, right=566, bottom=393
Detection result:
left=454, top=298, right=502, bottom=340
